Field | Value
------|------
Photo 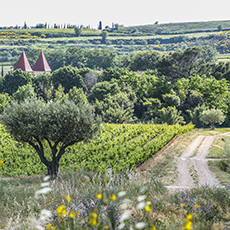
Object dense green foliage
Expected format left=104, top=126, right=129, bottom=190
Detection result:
left=1, top=57, right=230, bottom=127
left=0, top=99, right=101, bottom=176
left=0, top=122, right=193, bottom=177
left=200, top=108, right=226, bottom=129
left=1, top=21, right=230, bottom=127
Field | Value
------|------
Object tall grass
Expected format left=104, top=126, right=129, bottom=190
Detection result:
left=0, top=170, right=229, bottom=230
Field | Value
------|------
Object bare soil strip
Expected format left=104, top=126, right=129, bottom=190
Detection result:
left=180, top=135, right=205, bottom=158
left=195, top=136, right=215, bottom=159
left=173, top=157, right=194, bottom=188
left=171, top=135, right=220, bottom=189
left=190, top=136, right=219, bottom=187
left=191, top=158, right=219, bottom=187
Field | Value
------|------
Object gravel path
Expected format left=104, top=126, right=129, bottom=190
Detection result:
left=169, top=135, right=220, bottom=189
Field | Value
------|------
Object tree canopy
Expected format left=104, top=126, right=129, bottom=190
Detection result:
left=200, top=108, right=226, bottom=129
left=0, top=99, right=101, bottom=177
left=51, top=66, right=87, bottom=93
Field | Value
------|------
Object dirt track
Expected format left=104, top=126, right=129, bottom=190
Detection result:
left=170, top=135, right=220, bottom=189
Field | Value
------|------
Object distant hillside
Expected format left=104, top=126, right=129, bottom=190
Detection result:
left=121, top=20, right=230, bottom=35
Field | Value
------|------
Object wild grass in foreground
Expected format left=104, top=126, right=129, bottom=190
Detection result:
left=0, top=170, right=230, bottom=230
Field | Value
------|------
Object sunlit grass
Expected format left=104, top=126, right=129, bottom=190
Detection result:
left=1, top=170, right=230, bottom=229
left=1, top=128, right=230, bottom=229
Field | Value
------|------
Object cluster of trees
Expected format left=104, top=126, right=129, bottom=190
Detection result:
left=0, top=55, right=229, bottom=128
left=21, top=45, right=226, bottom=74
left=1, top=45, right=230, bottom=177
left=0, top=48, right=22, bottom=62
left=24, top=48, right=118, bottom=71
left=0, top=46, right=229, bottom=129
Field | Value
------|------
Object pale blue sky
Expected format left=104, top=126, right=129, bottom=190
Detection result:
left=1, top=0, right=230, bottom=28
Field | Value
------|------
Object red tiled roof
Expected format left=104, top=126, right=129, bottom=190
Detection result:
left=33, top=50, right=51, bottom=72
left=14, top=51, right=33, bottom=72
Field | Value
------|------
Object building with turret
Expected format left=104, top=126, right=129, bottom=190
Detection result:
left=14, top=51, right=51, bottom=75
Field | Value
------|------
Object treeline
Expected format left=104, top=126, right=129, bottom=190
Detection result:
left=34, top=46, right=230, bottom=80
left=19, top=46, right=220, bottom=73
left=1, top=46, right=230, bottom=127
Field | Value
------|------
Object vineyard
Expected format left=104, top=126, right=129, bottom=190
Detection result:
left=0, top=123, right=193, bottom=177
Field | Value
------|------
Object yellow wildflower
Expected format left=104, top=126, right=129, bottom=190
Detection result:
left=61, top=209, right=67, bottom=217
left=104, top=225, right=110, bottom=229
left=69, top=210, right=76, bottom=218
left=193, top=204, right=199, bottom=209
left=57, top=205, right=66, bottom=217
left=184, top=221, right=192, bottom=230
left=145, top=204, right=152, bottom=212
left=185, top=214, right=192, bottom=222
left=90, top=212, right=98, bottom=226
left=0, top=160, right=3, bottom=165
left=65, top=196, right=71, bottom=202
left=91, top=212, right=98, bottom=218
left=46, top=224, right=52, bottom=229
left=110, top=194, right=116, bottom=200
left=52, top=227, right=56, bottom=230
left=150, top=227, right=156, bottom=230
left=90, top=217, right=98, bottom=226
left=181, top=203, right=185, bottom=207
left=96, top=193, right=102, bottom=199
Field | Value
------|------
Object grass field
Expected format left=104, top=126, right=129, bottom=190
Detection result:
left=1, top=128, right=230, bottom=229
left=121, top=20, right=230, bottom=34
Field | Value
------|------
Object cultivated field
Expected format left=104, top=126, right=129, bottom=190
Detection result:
left=1, top=127, right=230, bottom=229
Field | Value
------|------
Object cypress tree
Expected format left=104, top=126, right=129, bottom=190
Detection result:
left=1, top=64, right=3, bottom=77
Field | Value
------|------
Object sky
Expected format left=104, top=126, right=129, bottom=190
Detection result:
left=1, top=0, right=230, bottom=29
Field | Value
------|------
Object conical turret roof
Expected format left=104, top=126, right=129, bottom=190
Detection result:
left=33, top=50, right=51, bottom=72
left=14, top=51, right=33, bottom=72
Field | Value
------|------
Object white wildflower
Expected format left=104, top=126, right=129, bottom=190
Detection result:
left=40, top=209, right=52, bottom=221
left=35, top=187, right=52, bottom=199
left=147, top=201, right=151, bottom=205
left=32, top=218, right=44, bottom=230
left=137, top=195, right=146, bottom=202
left=135, top=222, right=146, bottom=229
left=136, top=202, right=146, bottom=210
left=41, top=182, right=50, bottom=187
left=118, top=222, right=125, bottom=229
left=120, top=203, right=128, bottom=209
left=120, top=210, right=132, bottom=222
left=43, top=175, right=51, bottom=181
left=118, top=191, right=126, bottom=197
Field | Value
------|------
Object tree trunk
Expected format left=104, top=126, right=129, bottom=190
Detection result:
left=46, top=160, right=60, bottom=178
left=211, top=123, right=215, bottom=130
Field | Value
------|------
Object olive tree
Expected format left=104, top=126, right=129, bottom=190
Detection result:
left=0, top=99, right=101, bottom=177
left=200, top=108, right=225, bottom=129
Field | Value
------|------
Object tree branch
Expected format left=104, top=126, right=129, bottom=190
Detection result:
left=57, top=138, right=84, bottom=161
left=45, top=138, right=53, bottom=149
left=28, top=137, right=50, bottom=167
